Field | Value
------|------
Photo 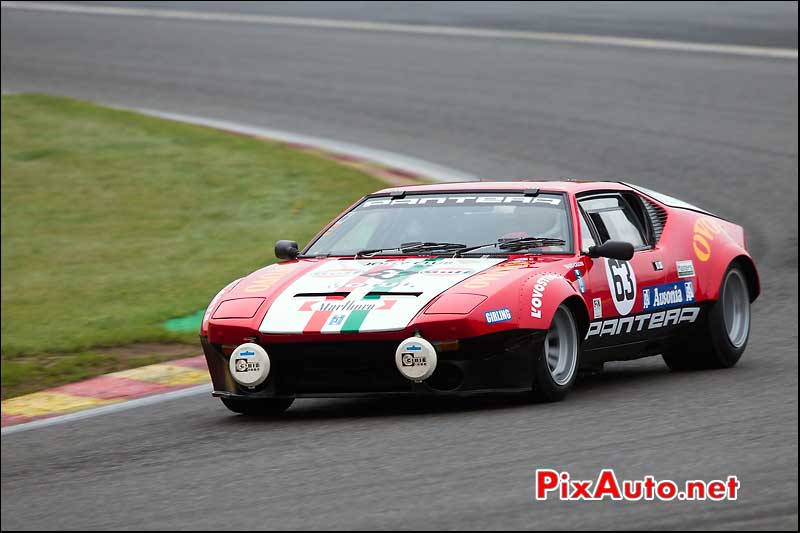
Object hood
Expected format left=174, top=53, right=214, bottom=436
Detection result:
left=248, top=257, right=505, bottom=334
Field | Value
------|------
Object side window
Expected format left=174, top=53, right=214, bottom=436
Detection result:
left=579, top=210, right=596, bottom=253
left=580, top=195, right=647, bottom=249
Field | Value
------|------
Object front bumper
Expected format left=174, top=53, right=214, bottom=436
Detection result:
left=202, top=330, right=541, bottom=399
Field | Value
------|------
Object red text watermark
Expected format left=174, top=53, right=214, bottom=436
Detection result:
left=534, top=469, right=740, bottom=501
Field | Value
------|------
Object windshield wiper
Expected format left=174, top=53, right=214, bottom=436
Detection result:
left=354, top=238, right=564, bottom=258
left=355, top=241, right=466, bottom=258
left=454, top=236, right=566, bottom=256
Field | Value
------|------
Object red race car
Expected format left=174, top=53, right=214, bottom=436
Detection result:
left=201, top=181, right=759, bottom=415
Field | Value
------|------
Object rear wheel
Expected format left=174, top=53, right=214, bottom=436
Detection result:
left=530, top=304, right=580, bottom=402
left=663, top=265, right=751, bottom=370
left=221, top=397, right=294, bottom=416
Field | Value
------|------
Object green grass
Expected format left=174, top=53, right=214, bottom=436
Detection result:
left=1, top=93, right=386, bottom=396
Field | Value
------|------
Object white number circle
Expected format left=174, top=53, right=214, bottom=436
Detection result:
left=604, top=258, right=637, bottom=316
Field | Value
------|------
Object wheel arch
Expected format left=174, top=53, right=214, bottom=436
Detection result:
left=731, top=255, right=760, bottom=302
left=561, top=295, right=590, bottom=339
left=521, top=273, right=588, bottom=331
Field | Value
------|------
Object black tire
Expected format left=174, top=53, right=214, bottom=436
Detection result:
left=663, top=265, right=751, bottom=370
left=221, top=397, right=294, bottom=416
left=530, top=304, right=581, bottom=402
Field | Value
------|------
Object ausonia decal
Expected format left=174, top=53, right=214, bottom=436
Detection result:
left=585, top=307, right=700, bottom=339
left=530, top=274, right=561, bottom=319
left=642, top=281, right=695, bottom=311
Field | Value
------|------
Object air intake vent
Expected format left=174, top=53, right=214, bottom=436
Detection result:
left=643, top=198, right=668, bottom=243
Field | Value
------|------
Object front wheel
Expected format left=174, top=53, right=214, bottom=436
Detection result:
left=530, top=304, right=581, bottom=402
left=221, top=397, right=294, bottom=416
left=663, top=265, right=751, bottom=370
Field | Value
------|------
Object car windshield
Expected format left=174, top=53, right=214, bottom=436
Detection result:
left=305, top=192, right=572, bottom=256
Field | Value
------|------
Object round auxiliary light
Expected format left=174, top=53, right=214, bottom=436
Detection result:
left=395, top=337, right=437, bottom=382
left=229, top=343, right=271, bottom=387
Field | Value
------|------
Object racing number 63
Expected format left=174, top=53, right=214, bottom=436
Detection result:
left=605, top=258, right=637, bottom=316
left=610, top=260, right=634, bottom=302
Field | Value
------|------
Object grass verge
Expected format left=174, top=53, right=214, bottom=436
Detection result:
left=1, top=93, right=387, bottom=398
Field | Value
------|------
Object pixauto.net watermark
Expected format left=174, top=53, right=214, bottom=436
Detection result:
left=534, top=469, right=740, bottom=501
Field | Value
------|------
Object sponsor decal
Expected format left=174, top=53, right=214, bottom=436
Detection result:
left=362, top=196, right=562, bottom=208
left=485, top=307, right=513, bottom=324
left=245, top=263, right=301, bottom=293
left=574, top=269, right=586, bottom=294
left=420, top=269, right=474, bottom=276
left=593, top=298, right=602, bottom=319
left=585, top=307, right=700, bottom=339
left=311, top=268, right=362, bottom=278
left=298, top=298, right=396, bottom=312
left=401, top=351, right=428, bottom=368
left=460, top=258, right=530, bottom=289
left=604, top=259, right=637, bottom=316
left=328, top=314, right=346, bottom=326
left=653, top=261, right=664, bottom=271
left=361, top=267, right=409, bottom=281
left=234, top=359, right=260, bottom=373
left=676, top=260, right=696, bottom=278
left=564, top=261, right=585, bottom=269
left=692, top=217, right=723, bottom=262
left=530, top=273, right=561, bottom=319
left=642, top=281, right=695, bottom=311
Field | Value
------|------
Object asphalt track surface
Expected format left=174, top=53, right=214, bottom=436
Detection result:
left=1, top=2, right=798, bottom=530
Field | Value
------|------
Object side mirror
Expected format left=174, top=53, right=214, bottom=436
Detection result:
left=588, top=240, right=634, bottom=261
left=275, top=240, right=299, bottom=260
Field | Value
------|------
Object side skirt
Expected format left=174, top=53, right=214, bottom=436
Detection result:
left=581, top=304, right=710, bottom=363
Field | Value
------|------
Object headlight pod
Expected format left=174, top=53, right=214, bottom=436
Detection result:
left=202, top=278, right=242, bottom=330
left=424, top=293, right=487, bottom=315
left=212, top=298, right=265, bottom=319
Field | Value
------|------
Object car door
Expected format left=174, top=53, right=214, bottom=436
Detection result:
left=576, top=192, right=666, bottom=349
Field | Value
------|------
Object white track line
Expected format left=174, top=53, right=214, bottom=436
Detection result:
left=2, top=384, right=212, bottom=436
left=116, top=106, right=475, bottom=183
left=2, top=1, right=796, bottom=60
